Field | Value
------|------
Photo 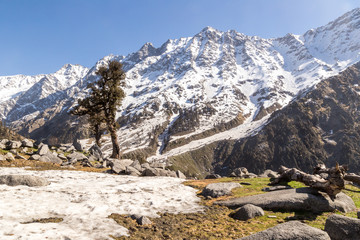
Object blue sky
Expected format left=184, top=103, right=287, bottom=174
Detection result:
left=0, top=0, right=359, bottom=76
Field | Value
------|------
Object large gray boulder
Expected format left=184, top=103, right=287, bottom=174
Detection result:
left=232, top=204, right=264, bottom=221
left=215, top=187, right=355, bottom=213
left=237, top=221, right=330, bottom=240
left=125, top=166, right=141, bottom=176
left=37, top=144, right=50, bottom=156
left=259, top=169, right=279, bottom=178
left=73, top=139, right=86, bottom=152
left=202, top=182, right=242, bottom=198
left=109, top=159, right=134, bottom=174
left=67, top=152, right=88, bottom=162
left=89, top=144, right=103, bottom=160
left=21, top=139, right=34, bottom=148
left=130, top=160, right=142, bottom=172
left=0, top=175, right=50, bottom=187
left=38, top=153, right=62, bottom=164
left=0, top=139, right=9, bottom=149
left=6, top=140, right=22, bottom=150
left=0, top=155, right=5, bottom=161
left=324, top=214, right=360, bottom=240
left=5, top=152, right=15, bottom=161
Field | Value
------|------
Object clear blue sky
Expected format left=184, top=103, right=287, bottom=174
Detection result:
left=0, top=0, right=359, bottom=76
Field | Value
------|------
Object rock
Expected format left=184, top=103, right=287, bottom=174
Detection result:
left=10, top=149, right=17, bottom=155
left=259, top=169, right=279, bottom=178
left=262, top=185, right=293, bottom=192
left=38, top=153, right=62, bottom=164
left=29, top=154, right=41, bottom=160
left=109, top=159, right=134, bottom=174
left=0, top=142, right=6, bottom=149
left=89, top=144, right=103, bottom=160
left=176, top=170, right=186, bottom=179
left=150, top=162, right=166, bottom=169
left=141, top=163, right=151, bottom=169
left=0, top=155, right=5, bottom=161
left=65, top=145, right=76, bottom=153
left=37, top=144, right=50, bottom=156
left=16, top=154, right=27, bottom=160
left=236, top=221, right=330, bottom=240
left=67, top=152, right=88, bottom=161
left=21, top=139, right=34, bottom=148
left=215, top=187, right=356, bottom=213
left=6, top=140, right=22, bottom=150
left=205, top=174, right=222, bottom=179
left=202, top=182, right=242, bottom=198
left=142, top=167, right=158, bottom=176
left=324, top=214, right=360, bottom=240
left=243, top=173, right=257, bottom=178
left=130, top=160, right=142, bottom=172
left=57, top=153, right=67, bottom=160
left=125, top=166, right=141, bottom=176
left=73, top=139, right=85, bottom=152
left=5, top=152, right=15, bottom=161
left=137, top=216, right=152, bottom=225
left=232, top=204, right=264, bottom=221
left=0, top=175, right=50, bottom=187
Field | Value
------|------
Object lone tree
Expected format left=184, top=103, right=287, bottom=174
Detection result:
left=72, top=60, right=126, bottom=158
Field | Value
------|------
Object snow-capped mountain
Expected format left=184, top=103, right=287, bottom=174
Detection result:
left=1, top=8, right=360, bottom=165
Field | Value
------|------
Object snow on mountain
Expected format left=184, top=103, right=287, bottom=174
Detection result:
left=1, top=8, right=360, bottom=162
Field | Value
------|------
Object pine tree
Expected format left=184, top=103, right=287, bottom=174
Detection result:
left=72, top=60, right=126, bottom=158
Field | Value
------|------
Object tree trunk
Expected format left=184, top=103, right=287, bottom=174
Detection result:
left=271, top=164, right=346, bottom=197
left=108, top=123, right=120, bottom=159
left=94, top=124, right=102, bottom=147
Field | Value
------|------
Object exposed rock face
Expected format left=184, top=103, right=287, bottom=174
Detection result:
left=202, top=182, right=242, bottom=198
left=324, top=214, right=360, bottom=240
left=215, top=187, right=356, bottom=213
left=236, top=221, right=330, bottom=240
left=0, top=175, right=50, bottom=187
left=232, top=204, right=264, bottom=221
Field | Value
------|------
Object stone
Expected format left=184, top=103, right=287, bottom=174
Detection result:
left=67, top=152, right=88, bottom=161
left=141, top=163, right=151, bottom=169
left=262, top=185, right=293, bottom=192
left=109, top=159, right=134, bottom=174
left=142, top=167, right=158, bottom=176
left=10, top=149, right=17, bottom=155
left=137, top=216, right=152, bottom=225
left=130, top=160, right=142, bottom=172
left=5, top=152, right=15, bottom=161
left=215, top=187, right=356, bottom=213
left=0, top=175, right=50, bottom=187
left=150, top=162, right=166, bottom=169
left=243, top=173, right=257, bottom=178
left=205, top=174, right=222, bottom=179
left=6, top=140, right=22, bottom=150
left=236, top=221, right=330, bottom=240
left=324, top=214, right=360, bottom=240
left=0, top=155, right=5, bottom=161
left=125, top=166, right=141, bottom=176
left=29, top=154, right=41, bottom=160
left=38, top=153, right=62, bottom=164
left=202, top=182, right=242, bottom=198
left=232, top=204, right=264, bottom=221
left=37, top=144, right=50, bottom=156
left=89, top=144, right=103, bottom=160
left=65, top=145, right=76, bottom=153
left=57, top=153, right=67, bottom=160
left=259, top=169, right=279, bottom=178
left=0, top=142, right=6, bottom=149
left=73, top=139, right=85, bottom=151
left=176, top=170, right=186, bottom=179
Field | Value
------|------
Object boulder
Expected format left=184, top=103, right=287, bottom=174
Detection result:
left=202, top=182, right=242, bottom=198
left=262, top=186, right=293, bottom=192
left=176, top=170, right=186, bottom=179
left=130, top=160, right=142, bottom=172
left=6, top=140, right=22, bottom=150
left=130, top=214, right=152, bottom=225
left=236, top=221, right=330, bottom=240
left=259, top=169, right=279, bottom=178
left=0, top=139, right=9, bottom=149
left=324, top=214, right=360, bottom=240
left=5, top=152, right=15, bottom=161
left=73, top=139, right=85, bottom=152
left=216, top=187, right=356, bottom=213
left=37, top=144, right=50, bottom=156
left=232, top=204, right=264, bottom=221
left=29, top=154, right=41, bottom=160
left=109, top=159, right=134, bottom=174
left=0, top=175, right=50, bottom=187
left=150, top=162, right=166, bottom=169
left=89, top=144, right=103, bottom=160
left=0, top=155, right=5, bottom=161
left=38, top=153, right=62, bottom=164
left=142, top=167, right=158, bottom=176
left=57, top=153, right=67, bottom=160
left=205, top=174, right=222, bottom=179
left=67, top=152, right=88, bottom=162
left=125, top=166, right=141, bottom=176
left=141, top=163, right=151, bottom=169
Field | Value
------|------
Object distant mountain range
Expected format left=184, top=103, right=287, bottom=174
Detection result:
left=1, top=8, right=360, bottom=176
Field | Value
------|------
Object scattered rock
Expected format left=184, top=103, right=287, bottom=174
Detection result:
left=324, top=214, right=360, bottom=240
left=38, top=153, right=62, bottom=164
left=262, top=185, right=293, bottom=192
left=0, top=139, right=9, bottom=149
left=215, top=187, right=356, bottom=213
left=73, top=139, right=85, bottom=152
left=6, top=140, right=22, bottom=150
left=150, top=162, right=166, bottom=169
left=0, top=155, right=5, bottom=161
left=259, top=169, right=279, bottom=178
left=89, top=144, right=103, bottom=160
left=202, top=182, right=242, bottom=198
left=29, top=154, right=41, bottom=160
left=142, top=167, right=158, bottom=176
left=136, top=216, right=152, bottom=225
left=141, top=163, right=151, bottom=169
left=21, top=139, right=34, bottom=148
left=236, top=221, right=330, bottom=240
left=109, top=159, right=134, bottom=174
left=37, top=144, right=50, bottom=156
left=67, top=152, right=88, bottom=162
left=125, top=166, right=141, bottom=176
left=205, top=174, right=221, bottom=179
left=232, top=204, right=264, bottom=221
left=0, top=175, right=50, bottom=187
left=57, top=153, right=67, bottom=160
left=5, top=152, right=15, bottom=161
left=130, top=160, right=142, bottom=172
left=176, top=170, right=186, bottom=179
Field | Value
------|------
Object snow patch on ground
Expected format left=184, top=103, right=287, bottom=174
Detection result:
left=0, top=168, right=203, bottom=240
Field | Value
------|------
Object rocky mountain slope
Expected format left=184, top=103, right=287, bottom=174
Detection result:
left=1, top=9, right=360, bottom=172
